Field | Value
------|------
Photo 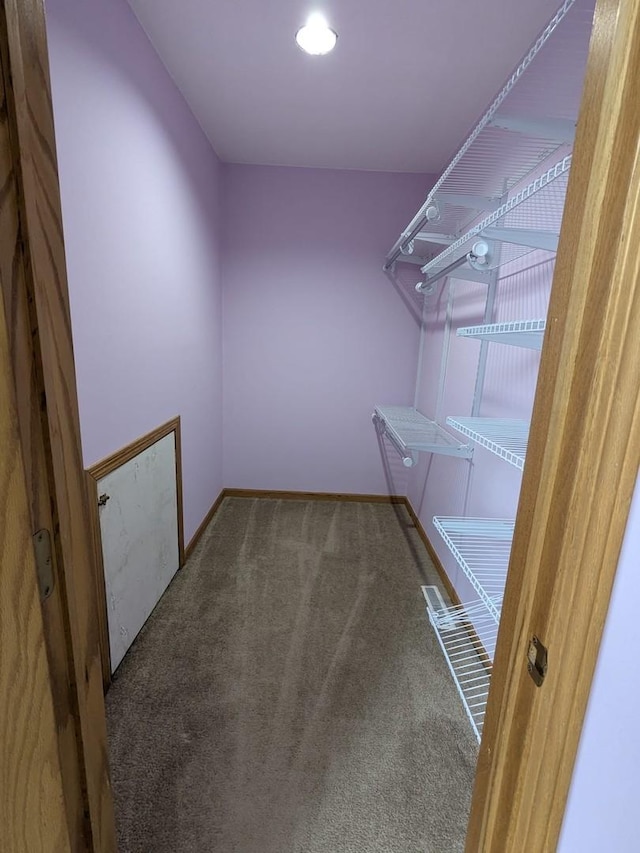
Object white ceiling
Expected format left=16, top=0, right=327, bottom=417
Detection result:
left=127, top=0, right=562, bottom=173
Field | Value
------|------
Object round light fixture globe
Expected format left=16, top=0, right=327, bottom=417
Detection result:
left=295, top=13, right=337, bottom=56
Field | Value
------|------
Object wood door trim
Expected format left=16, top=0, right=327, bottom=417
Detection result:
left=0, top=1, right=116, bottom=848
left=0, top=225, right=72, bottom=853
left=0, top=11, right=86, bottom=848
left=223, top=487, right=407, bottom=503
left=185, top=488, right=226, bottom=561
left=466, top=0, right=640, bottom=849
left=87, top=416, right=185, bottom=564
left=86, top=417, right=185, bottom=689
left=403, top=497, right=462, bottom=609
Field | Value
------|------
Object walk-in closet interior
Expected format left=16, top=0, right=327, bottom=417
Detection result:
left=30, top=0, right=640, bottom=849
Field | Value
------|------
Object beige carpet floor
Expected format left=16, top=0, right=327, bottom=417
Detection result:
left=106, top=497, right=478, bottom=852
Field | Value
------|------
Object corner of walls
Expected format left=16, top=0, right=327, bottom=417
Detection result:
left=46, top=0, right=224, bottom=543
left=219, top=164, right=435, bottom=496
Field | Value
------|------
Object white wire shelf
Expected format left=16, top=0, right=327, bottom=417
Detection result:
left=457, top=319, right=546, bottom=350
left=432, top=517, right=515, bottom=622
left=446, top=417, right=530, bottom=470
left=385, top=0, right=595, bottom=270
left=373, top=406, right=473, bottom=466
left=418, top=156, right=571, bottom=287
left=422, top=588, right=498, bottom=742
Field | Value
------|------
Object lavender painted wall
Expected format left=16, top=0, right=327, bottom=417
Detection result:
left=46, top=0, right=224, bottom=542
left=558, top=476, right=640, bottom=852
left=221, top=165, right=432, bottom=495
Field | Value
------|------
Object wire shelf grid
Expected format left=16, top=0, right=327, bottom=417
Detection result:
left=420, top=157, right=571, bottom=283
left=446, top=417, right=530, bottom=470
left=385, top=0, right=595, bottom=268
left=457, top=319, right=546, bottom=350
left=432, top=517, right=515, bottom=622
left=373, top=406, right=473, bottom=465
left=423, top=592, right=499, bottom=741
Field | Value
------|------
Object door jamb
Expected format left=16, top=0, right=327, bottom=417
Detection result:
left=2, top=0, right=639, bottom=850
left=0, top=0, right=117, bottom=849
left=466, top=0, right=640, bottom=848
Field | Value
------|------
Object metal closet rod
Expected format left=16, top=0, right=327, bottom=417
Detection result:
left=384, top=209, right=433, bottom=271
left=416, top=254, right=469, bottom=293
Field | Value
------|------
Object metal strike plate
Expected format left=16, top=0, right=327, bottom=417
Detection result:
left=33, top=528, right=54, bottom=602
left=527, top=635, right=548, bottom=687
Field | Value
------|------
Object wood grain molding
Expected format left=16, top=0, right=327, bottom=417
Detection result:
left=466, top=0, right=640, bottom=849
left=87, top=416, right=185, bottom=565
left=0, top=17, right=86, bottom=850
left=185, top=488, right=226, bottom=561
left=223, top=488, right=407, bottom=504
left=86, top=416, right=185, bottom=690
left=0, top=0, right=117, bottom=848
left=403, top=497, right=462, bottom=609
left=0, top=222, right=71, bottom=853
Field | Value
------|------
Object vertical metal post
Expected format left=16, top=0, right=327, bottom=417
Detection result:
left=470, top=181, right=505, bottom=417
left=435, top=280, right=455, bottom=423
left=470, top=270, right=499, bottom=416
left=413, top=296, right=427, bottom=410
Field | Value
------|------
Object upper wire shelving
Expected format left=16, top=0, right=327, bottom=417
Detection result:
left=396, top=0, right=597, bottom=746
left=446, top=417, right=530, bottom=470
left=457, top=319, right=546, bottom=350
left=384, top=0, right=595, bottom=273
left=432, top=517, right=515, bottom=622
left=373, top=406, right=472, bottom=466
left=417, top=157, right=571, bottom=289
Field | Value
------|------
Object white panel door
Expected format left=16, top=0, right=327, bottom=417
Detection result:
left=96, top=432, right=179, bottom=671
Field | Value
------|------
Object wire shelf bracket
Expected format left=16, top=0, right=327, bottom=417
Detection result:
left=433, top=193, right=503, bottom=213
left=373, top=406, right=473, bottom=466
left=384, top=0, right=594, bottom=270
left=488, top=114, right=576, bottom=143
left=432, top=517, right=515, bottom=622
left=422, top=587, right=498, bottom=742
left=446, top=417, right=530, bottom=470
left=480, top=226, right=559, bottom=253
left=417, top=156, right=572, bottom=291
left=457, top=319, right=546, bottom=350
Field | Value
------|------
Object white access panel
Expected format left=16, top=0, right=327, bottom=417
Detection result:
left=96, top=432, right=179, bottom=671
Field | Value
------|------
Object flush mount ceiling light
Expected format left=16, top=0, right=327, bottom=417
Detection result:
left=295, top=13, right=338, bottom=56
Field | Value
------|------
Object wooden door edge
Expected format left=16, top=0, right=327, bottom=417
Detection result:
left=1, top=1, right=117, bottom=847
left=466, top=0, right=640, bottom=849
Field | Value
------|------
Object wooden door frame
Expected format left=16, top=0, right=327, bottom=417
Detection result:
left=0, top=0, right=116, bottom=850
left=466, top=0, right=640, bottom=848
left=1, top=0, right=638, bottom=850
left=0, top=168, right=72, bottom=852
